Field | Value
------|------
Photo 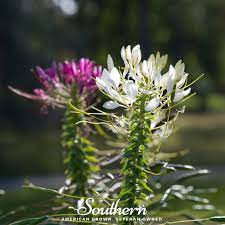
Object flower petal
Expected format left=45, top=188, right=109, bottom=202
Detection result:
left=109, top=67, right=121, bottom=89
left=8, top=86, right=47, bottom=100
left=173, top=88, right=191, bottom=102
left=140, top=88, right=153, bottom=95
left=132, top=44, right=141, bottom=65
left=126, top=45, right=132, bottom=62
left=103, top=101, right=121, bottom=109
left=175, top=61, right=185, bottom=80
left=145, top=97, right=160, bottom=112
left=142, top=60, right=148, bottom=74
left=151, top=111, right=165, bottom=129
left=107, top=54, right=114, bottom=72
left=167, top=65, right=176, bottom=93
left=154, top=72, right=161, bottom=86
left=121, top=46, right=126, bottom=61
left=101, top=68, right=110, bottom=82
left=167, top=78, right=174, bottom=94
left=96, top=77, right=106, bottom=90
left=124, top=81, right=138, bottom=102
left=160, top=72, right=170, bottom=87
left=177, top=73, right=188, bottom=88
left=107, top=87, right=121, bottom=99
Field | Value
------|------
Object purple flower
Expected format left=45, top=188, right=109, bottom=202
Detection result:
left=33, top=89, right=48, bottom=100
left=58, top=58, right=102, bottom=90
left=36, top=64, right=58, bottom=87
left=75, top=58, right=102, bottom=91
left=9, top=58, right=102, bottom=110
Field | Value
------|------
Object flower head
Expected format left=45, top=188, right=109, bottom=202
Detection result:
left=10, top=58, right=102, bottom=111
left=97, top=45, right=191, bottom=111
left=96, top=44, right=196, bottom=142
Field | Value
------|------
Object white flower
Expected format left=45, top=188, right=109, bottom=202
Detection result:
left=142, top=60, right=148, bottom=74
left=96, top=69, right=109, bottom=90
left=173, top=88, right=191, bottom=102
left=144, top=52, right=168, bottom=82
left=121, top=45, right=141, bottom=67
left=108, top=67, right=120, bottom=89
left=94, top=44, right=197, bottom=148
left=97, top=67, right=138, bottom=106
left=131, top=45, right=142, bottom=65
left=177, top=73, right=189, bottom=88
left=96, top=68, right=121, bottom=101
left=165, top=65, right=176, bottom=93
left=121, top=45, right=141, bottom=77
left=96, top=44, right=192, bottom=114
left=124, top=81, right=138, bottom=103
left=150, top=111, right=165, bottom=129
left=145, top=97, right=160, bottom=112
left=103, top=101, right=122, bottom=109
left=107, top=54, right=114, bottom=72
left=155, top=123, right=173, bottom=140
left=96, top=67, right=120, bottom=91
left=174, top=60, right=185, bottom=81
left=159, top=60, right=187, bottom=94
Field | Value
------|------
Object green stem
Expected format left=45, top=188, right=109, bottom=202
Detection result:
left=119, top=97, right=152, bottom=225
left=61, top=95, right=99, bottom=196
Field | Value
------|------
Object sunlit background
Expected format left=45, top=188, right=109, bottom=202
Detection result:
left=0, top=0, right=225, bottom=215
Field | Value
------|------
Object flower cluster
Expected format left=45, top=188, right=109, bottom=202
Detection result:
left=97, top=45, right=191, bottom=110
left=96, top=45, right=193, bottom=141
left=10, top=58, right=102, bottom=111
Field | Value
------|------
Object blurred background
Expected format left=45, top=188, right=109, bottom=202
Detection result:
left=0, top=0, right=225, bottom=215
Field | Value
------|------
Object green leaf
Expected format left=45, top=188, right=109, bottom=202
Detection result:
left=28, top=216, right=49, bottom=225
left=9, top=218, right=34, bottom=225
left=119, top=189, right=134, bottom=200
left=210, top=216, right=225, bottom=222
left=23, top=185, right=59, bottom=195
left=138, top=180, right=153, bottom=193
left=86, top=155, right=98, bottom=163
